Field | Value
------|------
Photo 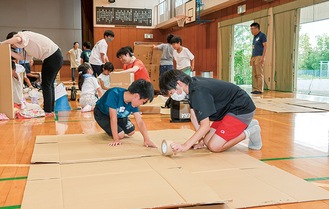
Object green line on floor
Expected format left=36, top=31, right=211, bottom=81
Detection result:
left=260, top=155, right=329, bottom=161
left=0, top=205, right=21, bottom=209
left=0, top=176, right=27, bottom=182
left=304, top=177, right=329, bottom=182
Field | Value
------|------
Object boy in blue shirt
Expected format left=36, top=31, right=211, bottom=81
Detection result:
left=94, top=79, right=157, bottom=147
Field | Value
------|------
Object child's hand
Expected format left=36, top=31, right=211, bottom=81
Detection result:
left=144, top=139, right=157, bottom=148
left=109, top=140, right=122, bottom=146
left=171, top=142, right=188, bottom=153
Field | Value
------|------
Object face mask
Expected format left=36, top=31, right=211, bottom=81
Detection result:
left=107, top=37, right=113, bottom=42
left=171, top=91, right=187, bottom=101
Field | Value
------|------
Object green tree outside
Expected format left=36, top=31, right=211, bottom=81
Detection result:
left=233, top=24, right=252, bottom=85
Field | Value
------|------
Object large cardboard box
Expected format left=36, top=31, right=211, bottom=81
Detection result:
left=151, top=49, right=162, bottom=65
left=0, top=44, right=14, bottom=119
left=134, top=42, right=163, bottom=65
left=110, top=70, right=134, bottom=89
left=134, top=45, right=154, bottom=65
left=149, top=64, right=160, bottom=91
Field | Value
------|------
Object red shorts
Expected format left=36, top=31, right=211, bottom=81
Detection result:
left=211, top=115, right=247, bottom=141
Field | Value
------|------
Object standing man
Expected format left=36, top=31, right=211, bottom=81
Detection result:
left=250, top=22, right=267, bottom=94
left=89, top=30, right=115, bottom=77
left=66, top=42, right=82, bottom=84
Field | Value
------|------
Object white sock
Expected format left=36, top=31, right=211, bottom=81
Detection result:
left=246, top=125, right=262, bottom=150
left=244, top=119, right=259, bottom=139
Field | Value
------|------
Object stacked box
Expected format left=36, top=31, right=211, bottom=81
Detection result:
left=110, top=70, right=134, bottom=89
left=134, top=44, right=161, bottom=91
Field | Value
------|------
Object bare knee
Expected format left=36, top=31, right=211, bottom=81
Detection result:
left=127, top=130, right=135, bottom=136
left=206, top=139, right=226, bottom=153
left=207, top=142, right=225, bottom=153
left=118, top=131, right=125, bottom=139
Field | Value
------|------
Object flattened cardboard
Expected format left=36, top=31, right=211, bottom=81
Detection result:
left=28, top=164, right=60, bottom=180
left=24, top=157, right=222, bottom=209
left=31, top=143, right=60, bottom=163
left=173, top=150, right=267, bottom=173
left=252, top=98, right=324, bottom=113
left=21, top=179, right=63, bottom=209
left=25, top=129, right=329, bottom=209
left=244, top=166, right=329, bottom=201
left=31, top=129, right=197, bottom=164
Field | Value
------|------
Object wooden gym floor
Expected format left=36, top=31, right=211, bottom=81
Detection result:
left=0, top=89, right=329, bottom=209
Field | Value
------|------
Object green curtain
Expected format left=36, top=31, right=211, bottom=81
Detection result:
left=274, top=10, right=296, bottom=91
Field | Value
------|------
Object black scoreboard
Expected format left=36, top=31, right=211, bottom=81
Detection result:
left=96, top=7, right=152, bottom=26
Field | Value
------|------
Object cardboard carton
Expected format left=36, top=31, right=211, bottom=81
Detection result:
left=134, top=45, right=154, bottom=65
left=110, top=70, right=134, bottom=89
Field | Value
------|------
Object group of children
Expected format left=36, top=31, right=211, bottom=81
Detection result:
left=3, top=29, right=262, bottom=155
left=77, top=62, right=113, bottom=112
left=63, top=33, right=262, bottom=154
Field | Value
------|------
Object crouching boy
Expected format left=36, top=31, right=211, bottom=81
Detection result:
left=159, top=70, right=262, bottom=153
left=94, top=79, right=157, bottom=147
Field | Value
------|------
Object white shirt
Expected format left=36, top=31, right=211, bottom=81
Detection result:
left=14, top=31, right=59, bottom=61
left=173, top=47, right=194, bottom=70
left=68, top=48, right=82, bottom=68
left=97, top=73, right=110, bottom=93
left=15, top=63, right=26, bottom=74
left=13, top=65, right=25, bottom=104
left=89, top=39, right=108, bottom=65
left=80, top=76, right=100, bottom=96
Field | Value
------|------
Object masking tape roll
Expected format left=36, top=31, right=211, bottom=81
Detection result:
left=161, top=140, right=174, bottom=156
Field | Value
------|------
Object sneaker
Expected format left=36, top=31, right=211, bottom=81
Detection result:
left=247, top=125, right=262, bottom=150
left=251, top=91, right=262, bottom=94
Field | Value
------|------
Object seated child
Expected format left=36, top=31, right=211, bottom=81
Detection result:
left=78, top=63, right=103, bottom=112
left=93, top=79, right=157, bottom=147
left=97, top=62, right=114, bottom=93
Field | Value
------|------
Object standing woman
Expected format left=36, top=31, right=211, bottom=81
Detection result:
left=1, top=31, right=63, bottom=116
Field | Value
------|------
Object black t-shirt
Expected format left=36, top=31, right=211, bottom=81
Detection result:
left=188, top=77, right=256, bottom=122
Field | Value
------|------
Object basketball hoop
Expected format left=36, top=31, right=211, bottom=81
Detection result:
left=177, top=17, right=186, bottom=27
left=176, top=15, right=192, bottom=27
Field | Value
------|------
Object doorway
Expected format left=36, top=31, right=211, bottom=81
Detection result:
left=232, top=21, right=254, bottom=91
left=297, top=3, right=329, bottom=96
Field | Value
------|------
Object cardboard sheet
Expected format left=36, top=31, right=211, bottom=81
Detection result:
left=24, top=129, right=329, bottom=209
left=24, top=157, right=222, bottom=209
left=32, top=129, right=198, bottom=164
left=252, top=98, right=326, bottom=113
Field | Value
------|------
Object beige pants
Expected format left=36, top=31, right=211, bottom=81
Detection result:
left=250, top=56, right=264, bottom=92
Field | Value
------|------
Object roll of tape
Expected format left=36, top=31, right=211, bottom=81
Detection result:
left=161, top=140, right=174, bottom=156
